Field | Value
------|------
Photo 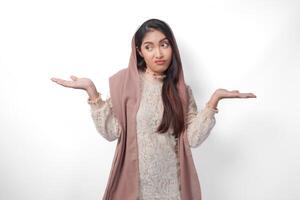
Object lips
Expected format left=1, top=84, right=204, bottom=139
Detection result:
left=155, top=60, right=166, bottom=64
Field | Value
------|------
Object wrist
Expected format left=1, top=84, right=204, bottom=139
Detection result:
left=207, top=95, right=219, bottom=110
left=87, top=91, right=105, bottom=108
left=86, top=87, right=99, bottom=101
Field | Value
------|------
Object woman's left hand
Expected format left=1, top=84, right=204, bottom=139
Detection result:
left=214, top=89, right=257, bottom=99
left=207, top=89, right=257, bottom=110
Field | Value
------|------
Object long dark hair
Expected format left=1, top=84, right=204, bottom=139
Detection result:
left=134, top=18, right=185, bottom=138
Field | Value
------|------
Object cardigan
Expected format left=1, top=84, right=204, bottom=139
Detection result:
left=88, top=70, right=218, bottom=199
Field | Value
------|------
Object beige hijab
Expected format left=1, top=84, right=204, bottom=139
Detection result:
left=103, top=33, right=202, bottom=199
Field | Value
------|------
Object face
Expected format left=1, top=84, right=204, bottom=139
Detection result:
left=137, top=29, right=172, bottom=75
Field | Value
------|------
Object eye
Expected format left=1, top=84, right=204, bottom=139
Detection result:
left=162, top=42, right=170, bottom=48
left=145, top=46, right=153, bottom=51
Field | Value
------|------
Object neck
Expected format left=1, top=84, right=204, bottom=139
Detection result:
left=145, top=67, right=166, bottom=80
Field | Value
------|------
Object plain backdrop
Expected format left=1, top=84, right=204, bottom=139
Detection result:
left=0, top=0, right=299, bottom=199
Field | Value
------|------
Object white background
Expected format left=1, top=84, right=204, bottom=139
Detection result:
left=0, top=0, right=299, bottom=199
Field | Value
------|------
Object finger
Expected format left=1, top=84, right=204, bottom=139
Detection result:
left=51, top=77, right=63, bottom=82
left=240, top=93, right=256, bottom=98
left=70, top=75, right=78, bottom=81
left=53, top=78, right=73, bottom=88
left=244, top=93, right=256, bottom=97
left=231, top=90, right=239, bottom=93
left=62, top=81, right=74, bottom=87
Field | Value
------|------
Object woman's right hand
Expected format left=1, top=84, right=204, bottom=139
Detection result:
left=50, top=75, right=94, bottom=91
left=51, top=75, right=100, bottom=101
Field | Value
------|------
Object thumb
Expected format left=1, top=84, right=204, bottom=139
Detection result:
left=70, top=75, right=78, bottom=81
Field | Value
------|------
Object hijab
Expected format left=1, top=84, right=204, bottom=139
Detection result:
left=103, top=33, right=202, bottom=200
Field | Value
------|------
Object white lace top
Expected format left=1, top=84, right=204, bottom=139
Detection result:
left=87, top=70, right=218, bottom=200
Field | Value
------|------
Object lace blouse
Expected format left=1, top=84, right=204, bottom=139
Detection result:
left=87, top=70, right=218, bottom=200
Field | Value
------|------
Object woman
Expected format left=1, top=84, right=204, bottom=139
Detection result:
left=51, top=19, right=256, bottom=200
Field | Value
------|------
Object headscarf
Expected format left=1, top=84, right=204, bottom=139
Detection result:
left=103, top=32, right=202, bottom=200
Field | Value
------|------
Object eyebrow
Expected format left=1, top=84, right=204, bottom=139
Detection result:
left=143, top=37, right=168, bottom=45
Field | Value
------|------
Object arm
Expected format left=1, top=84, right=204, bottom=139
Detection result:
left=185, top=85, right=218, bottom=148
left=87, top=92, right=122, bottom=142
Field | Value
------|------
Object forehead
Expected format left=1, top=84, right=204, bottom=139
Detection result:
left=142, top=30, right=168, bottom=45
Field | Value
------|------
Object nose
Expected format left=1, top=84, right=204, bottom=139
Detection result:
left=154, top=48, right=163, bottom=58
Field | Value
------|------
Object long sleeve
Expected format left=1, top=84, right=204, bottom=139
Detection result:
left=87, top=93, right=122, bottom=142
left=185, top=85, right=218, bottom=148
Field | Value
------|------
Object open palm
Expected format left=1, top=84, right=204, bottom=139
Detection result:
left=50, top=75, right=93, bottom=90
left=215, top=89, right=256, bottom=99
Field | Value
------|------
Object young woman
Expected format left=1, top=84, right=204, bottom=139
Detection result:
left=51, top=18, right=256, bottom=200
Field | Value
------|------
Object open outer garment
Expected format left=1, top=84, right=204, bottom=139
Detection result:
left=102, top=33, right=202, bottom=200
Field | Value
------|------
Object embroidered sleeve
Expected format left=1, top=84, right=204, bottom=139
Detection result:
left=87, top=94, right=122, bottom=142
left=185, top=85, right=218, bottom=148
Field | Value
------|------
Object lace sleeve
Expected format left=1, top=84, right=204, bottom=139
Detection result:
left=185, top=85, right=218, bottom=148
left=87, top=94, right=122, bottom=142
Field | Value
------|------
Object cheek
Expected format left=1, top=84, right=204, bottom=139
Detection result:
left=166, top=50, right=172, bottom=61
left=142, top=52, right=153, bottom=62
